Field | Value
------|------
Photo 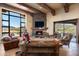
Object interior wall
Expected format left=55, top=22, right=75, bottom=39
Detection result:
left=47, top=4, right=79, bottom=35
left=0, top=7, right=2, bottom=39
left=27, top=14, right=33, bottom=36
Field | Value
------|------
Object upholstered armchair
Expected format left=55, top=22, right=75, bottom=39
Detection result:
left=60, top=33, right=73, bottom=47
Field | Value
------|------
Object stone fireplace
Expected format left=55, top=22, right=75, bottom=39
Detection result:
left=32, top=13, right=47, bottom=37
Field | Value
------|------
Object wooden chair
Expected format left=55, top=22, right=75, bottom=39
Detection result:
left=60, top=33, right=73, bottom=47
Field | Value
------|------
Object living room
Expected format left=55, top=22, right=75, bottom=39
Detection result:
left=0, top=3, right=79, bottom=56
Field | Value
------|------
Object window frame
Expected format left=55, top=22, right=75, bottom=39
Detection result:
left=2, top=9, right=25, bottom=36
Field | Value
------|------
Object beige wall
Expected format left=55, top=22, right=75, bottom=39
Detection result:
left=0, top=7, right=2, bottom=38
left=47, top=4, right=79, bottom=35
left=27, top=14, right=33, bottom=36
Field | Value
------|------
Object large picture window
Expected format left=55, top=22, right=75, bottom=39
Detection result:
left=54, top=22, right=76, bottom=37
left=2, top=9, right=25, bottom=36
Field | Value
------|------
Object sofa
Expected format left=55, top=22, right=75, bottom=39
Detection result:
left=1, top=36, right=19, bottom=50
left=18, top=38, right=62, bottom=56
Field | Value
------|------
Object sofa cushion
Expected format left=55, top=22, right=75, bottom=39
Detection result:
left=1, top=35, right=11, bottom=42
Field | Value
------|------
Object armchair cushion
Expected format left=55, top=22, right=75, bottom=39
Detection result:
left=60, top=33, right=73, bottom=46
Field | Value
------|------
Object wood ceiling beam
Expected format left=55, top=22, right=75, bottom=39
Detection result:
left=38, top=3, right=56, bottom=16
left=4, top=3, right=34, bottom=15
left=63, top=3, right=70, bottom=13
left=18, top=3, right=46, bottom=14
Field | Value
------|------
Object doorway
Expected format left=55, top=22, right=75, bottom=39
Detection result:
left=53, top=19, right=77, bottom=43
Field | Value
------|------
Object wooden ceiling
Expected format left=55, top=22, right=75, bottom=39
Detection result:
left=4, top=3, right=74, bottom=15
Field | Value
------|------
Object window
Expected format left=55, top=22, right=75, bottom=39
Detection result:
left=10, top=12, right=20, bottom=17
left=54, top=22, right=76, bottom=37
left=2, top=15, right=8, bottom=20
left=20, top=17, right=25, bottom=35
left=2, top=9, right=25, bottom=36
left=2, top=27, right=9, bottom=32
left=2, top=21, right=8, bottom=26
left=10, top=16, right=20, bottom=36
left=55, top=23, right=64, bottom=34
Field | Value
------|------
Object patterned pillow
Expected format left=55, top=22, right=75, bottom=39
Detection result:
left=1, top=36, right=11, bottom=42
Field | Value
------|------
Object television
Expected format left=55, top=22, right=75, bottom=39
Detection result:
left=35, top=21, right=44, bottom=28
